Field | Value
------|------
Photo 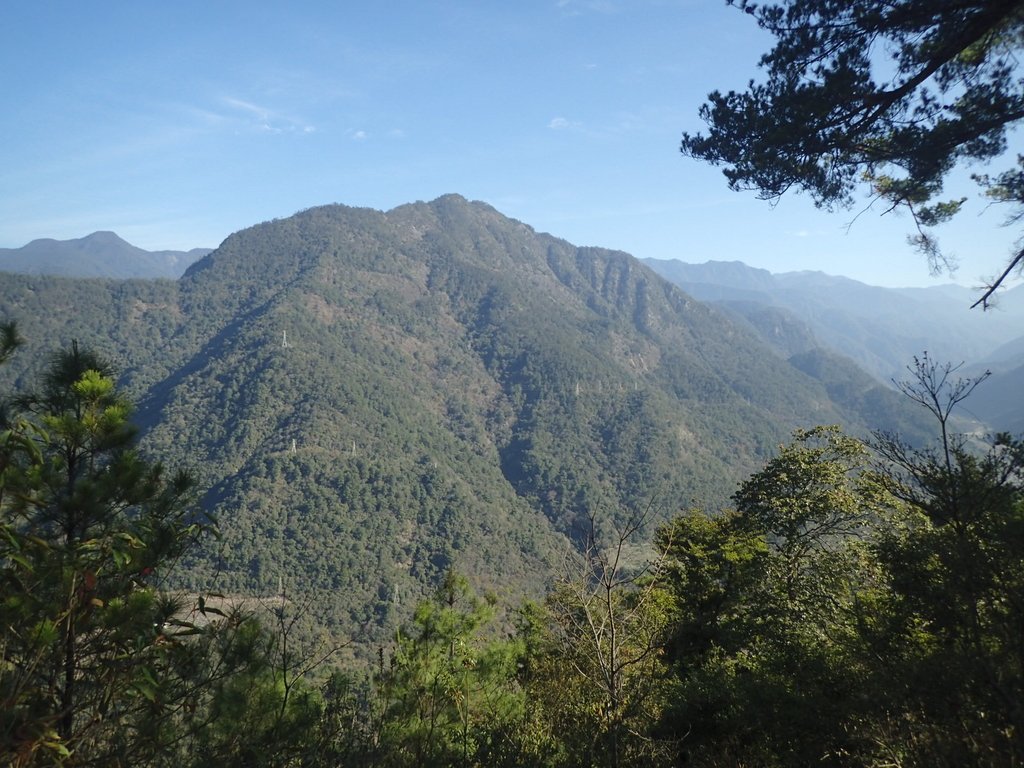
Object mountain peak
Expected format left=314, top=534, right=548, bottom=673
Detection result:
left=83, top=230, right=127, bottom=243
left=390, top=194, right=503, bottom=223
left=78, top=231, right=140, bottom=255
left=1, top=232, right=208, bottom=279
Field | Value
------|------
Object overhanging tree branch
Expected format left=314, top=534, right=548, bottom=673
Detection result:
left=684, top=0, right=1024, bottom=305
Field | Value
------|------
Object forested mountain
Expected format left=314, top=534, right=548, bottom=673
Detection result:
left=643, top=257, right=1024, bottom=385
left=958, top=340, right=1024, bottom=434
left=0, top=231, right=211, bottom=279
left=0, top=196, right=934, bottom=642
left=4, top=196, right=1020, bottom=767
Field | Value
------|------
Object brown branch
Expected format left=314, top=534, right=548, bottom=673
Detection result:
left=971, top=245, right=1024, bottom=309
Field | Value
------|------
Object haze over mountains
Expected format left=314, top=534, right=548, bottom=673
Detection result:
left=642, top=258, right=1024, bottom=382
left=0, top=231, right=211, bottom=279
left=0, top=195, right=1011, bottom=642
left=643, top=257, right=1024, bottom=435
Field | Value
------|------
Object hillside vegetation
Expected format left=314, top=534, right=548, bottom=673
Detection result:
left=1, top=196, right=1020, bottom=767
left=0, top=196, right=933, bottom=642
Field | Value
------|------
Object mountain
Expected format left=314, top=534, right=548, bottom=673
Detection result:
left=959, top=333, right=1024, bottom=435
left=0, top=196, right=937, bottom=645
left=961, top=362, right=1024, bottom=434
left=643, top=258, right=1024, bottom=387
left=0, top=231, right=211, bottom=279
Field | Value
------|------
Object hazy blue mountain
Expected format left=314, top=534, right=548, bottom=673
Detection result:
left=960, top=328, right=1024, bottom=435
left=965, top=362, right=1024, bottom=435
left=710, top=300, right=820, bottom=358
left=980, top=332, right=1024, bottom=369
left=0, top=231, right=211, bottom=279
left=0, top=196, right=938, bottom=645
left=643, top=258, right=1024, bottom=386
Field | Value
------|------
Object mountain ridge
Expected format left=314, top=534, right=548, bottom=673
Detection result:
left=0, top=231, right=212, bottom=279
left=643, top=256, right=1024, bottom=386
left=0, top=195, right=939, bottom=644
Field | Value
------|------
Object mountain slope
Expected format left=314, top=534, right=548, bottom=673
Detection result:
left=0, top=196, right=937, bottom=643
left=643, top=258, right=1024, bottom=384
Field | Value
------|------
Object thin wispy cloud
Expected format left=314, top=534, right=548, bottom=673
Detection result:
left=548, top=117, right=581, bottom=130
left=344, top=128, right=409, bottom=142
left=224, top=97, right=270, bottom=120
left=178, top=104, right=230, bottom=128
left=547, top=111, right=658, bottom=139
left=222, top=96, right=314, bottom=134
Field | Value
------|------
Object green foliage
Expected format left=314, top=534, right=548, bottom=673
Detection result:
left=0, top=275, right=181, bottom=400
left=865, top=360, right=1024, bottom=762
left=657, top=428, right=888, bottom=765
left=0, top=340, right=211, bottom=765
left=0, top=335, right=328, bottom=767
left=0, top=278, right=1020, bottom=767
left=179, top=615, right=327, bottom=768
left=654, top=389, right=1024, bottom=764
left=8, top=198, right=1016, bottom=764
left=364, top=572, right=530, bottom=768
left=0, top=195, right=887, bottom=649
left=865, top=469, right=1024, bottom=763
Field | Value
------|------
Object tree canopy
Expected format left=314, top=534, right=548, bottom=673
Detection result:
left=0, top=333, right=329, bottom=767
left=682, top=0, right=1024, bottom=307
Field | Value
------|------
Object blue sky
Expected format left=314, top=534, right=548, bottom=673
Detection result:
left=2, top=0, right=1020, bottom=288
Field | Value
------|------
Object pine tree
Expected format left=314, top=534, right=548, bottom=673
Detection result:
left=0, top=335, right=208, bottom=765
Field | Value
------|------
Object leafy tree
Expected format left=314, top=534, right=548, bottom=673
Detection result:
left=655, top=365, right=1024, bottom=765
left=0, top=338, right=211, bottom=765
left=180, top=611, right=326, bottom=768
left=657, top=427, right=892, bottom=765
left=866, top=356, right=1024, bottom=764
left=682, top=0, right=1024, bottom=306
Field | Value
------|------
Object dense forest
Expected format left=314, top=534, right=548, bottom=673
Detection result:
left=1, top=198, right=1021, bottom=767
left=0, top=196, right=941, bottom=655
left=2, top=326, right=1021, bottom=767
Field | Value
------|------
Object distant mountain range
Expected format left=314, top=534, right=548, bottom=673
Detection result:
left=0, top=195, right=940, bottom=645
left=642, top=257, right=1024, bottom=389
left=0, top=231, right=211, bottom=279
left=4, top=227, right=1019, bottom=444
